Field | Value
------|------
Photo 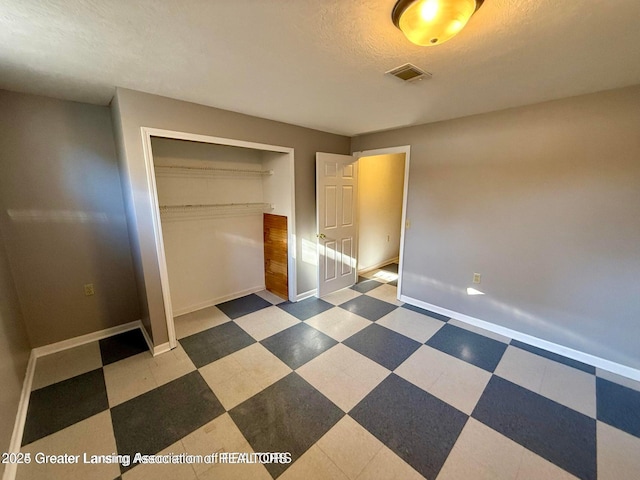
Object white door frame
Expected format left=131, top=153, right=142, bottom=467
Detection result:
left=141, top=127, right=297, bottom=350
left=353, top=145, right=411, bottom=297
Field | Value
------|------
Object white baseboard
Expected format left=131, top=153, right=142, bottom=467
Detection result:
left=2, top=350, right=37, bottom=480
left=296, top=289, right=317, bottom=301
left=172, top=285, right=265, bottom=317
left=137, top=323, right=172, bottom=357
left=400, top=294, right=640, bottom=382
left=153, top=342, right=172, bottom=356
left=32, top=320, right=141, bottom=358
left=358, top=257, right=400, bottom=274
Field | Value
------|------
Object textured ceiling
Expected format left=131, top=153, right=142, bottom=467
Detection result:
left=1, top=0, right=640, bottom=135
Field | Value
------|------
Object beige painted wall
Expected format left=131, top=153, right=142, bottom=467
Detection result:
left=358, top=153, right=405, bottom=271
left=352, top=85, right=640, bottom=370
left=0, top=237, right=30, bottom=478
left=112, top=88, right=350, bottom=345
left=0, top=90, right=140, bottom=347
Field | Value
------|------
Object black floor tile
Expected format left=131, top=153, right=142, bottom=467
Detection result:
left=350, top=374, right=467, bottom=480
left=511, top=340, right=596, bottom=374
left=401, top=304, right=449, bottom=322
left=388, top=279, right=398, bottom=287
left=426, top=324, right=507, bottom=372
left=230, top=373, right=344, bottom=478
left=278, top=297, right=333, bottom=321
left=99, top=329, right=148, bottom=366
left=180, top=322, right=256, bottom=368
left=261, top=323, right=337, bottom=369
left=111, top=371, right=224, bottom=473
left=473, top=376, right=596, bottom=480
left=343, top=323, right=420, bottom=370
left=216, top=293, right=272, bottom=319
left=339, top=295, right=397, bottom=321
left=351, top=277, right=384, bottom=293
left=596, top=377, right=640, bottom=438
left=22, top=368, right=109, bottom=445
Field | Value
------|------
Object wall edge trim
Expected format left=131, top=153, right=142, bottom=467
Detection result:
left=32, top=321, right=141, bottom=358
left=296, top=289, right=317, bottom=302
left=172, top=286, right=266, bottom=317
left=2, top=350, right=36, bottom=480
left=400, top=295, right=640, bottom=382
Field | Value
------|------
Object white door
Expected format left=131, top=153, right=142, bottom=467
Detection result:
left=316, top=152, right=358, bottom=297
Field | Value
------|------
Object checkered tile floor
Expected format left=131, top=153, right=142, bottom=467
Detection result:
left=18, top=265, right=640, bottom=479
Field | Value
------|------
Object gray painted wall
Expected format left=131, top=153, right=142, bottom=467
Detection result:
left=0, top=90, right=140, bottom=347
left=352, top=85, right=640, bottom=370
left=111, top=88, right=350, bottom=345
left=0, top=237, right=30, bottom=478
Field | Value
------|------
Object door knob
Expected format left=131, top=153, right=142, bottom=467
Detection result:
left=316, top=233, right=326, bottom=239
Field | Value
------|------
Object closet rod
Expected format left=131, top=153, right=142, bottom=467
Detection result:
left=155, top=165, right=273, bottom=175
left=159, top=203, right=274, bottom=220
left=159, top=202, right=272, bottom=211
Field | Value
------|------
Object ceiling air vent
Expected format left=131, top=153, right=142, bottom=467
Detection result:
left=386, top=63, right=432, bottom=82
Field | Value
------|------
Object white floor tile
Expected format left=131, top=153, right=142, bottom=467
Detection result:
left=147, top=344, right=196, bottom=386
left=395, top=346, right=491, bottom=415
left=174, top=306, right=230, bottom=339
left=198, top=461, right=273, bottom=480
left=103, top=352, right=157, bottom=406
left=122, top=440, right=197, bottom=480
left=539, top=360, right=596, bottom=418
left=188, top=415, right=273, bottom=480
left=364, top=283, right=403, bottom=306
left=437, top=418, right=523, bottom=480
left=317, top=416, right=384, bottom=479
left=597, top=421, right=640, bottom=480
left=18, top=412, right=120, bottom=480
left=306, top=308, right=371, bottom=342
left=355, top=444, right=423, bottom=480
left=377, top=307, right=444, bottom=343
left=496, top=346, right=596, bottom=418
left=297, top=344, right=389, bottom=412
left=199, top=344, right=291, bottom=410
left=495, top=346, right=547, bottom=393
left=439, top=417, right=578, bottom=480
left=279, top=445, right=349, bottom=480
left=322, top=288, right=362, bottom=306
left=517, top=448, right=578, bottom=479
left=103, top=345, right=196, bottom=407
left=32, top=342, right=103, bottom=390
left=234, top=306, right=299, bottom=341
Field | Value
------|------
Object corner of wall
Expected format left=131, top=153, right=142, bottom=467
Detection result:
left=110, top=91, right=153, bottom=342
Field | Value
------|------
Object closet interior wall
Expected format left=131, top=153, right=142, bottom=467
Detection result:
left=151, top=137, right=289, bottom=317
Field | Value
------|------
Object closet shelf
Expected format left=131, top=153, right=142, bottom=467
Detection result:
left=155, top=165, right=273, bottom=177
left=159, top=202, right=273, bottom=220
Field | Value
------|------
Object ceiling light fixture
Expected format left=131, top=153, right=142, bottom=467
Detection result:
left=392, top=0, right=484, bottom=46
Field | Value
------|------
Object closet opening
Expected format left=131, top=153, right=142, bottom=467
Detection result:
left=141, top=128, right=296, bottom=349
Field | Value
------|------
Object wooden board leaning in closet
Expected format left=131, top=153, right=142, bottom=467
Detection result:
left=263, top=213, right=288, bottom=300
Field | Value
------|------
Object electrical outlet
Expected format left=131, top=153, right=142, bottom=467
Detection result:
left=84, top=283, right=95, bottom=296
left=473, top=273, right=481, bottom=284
